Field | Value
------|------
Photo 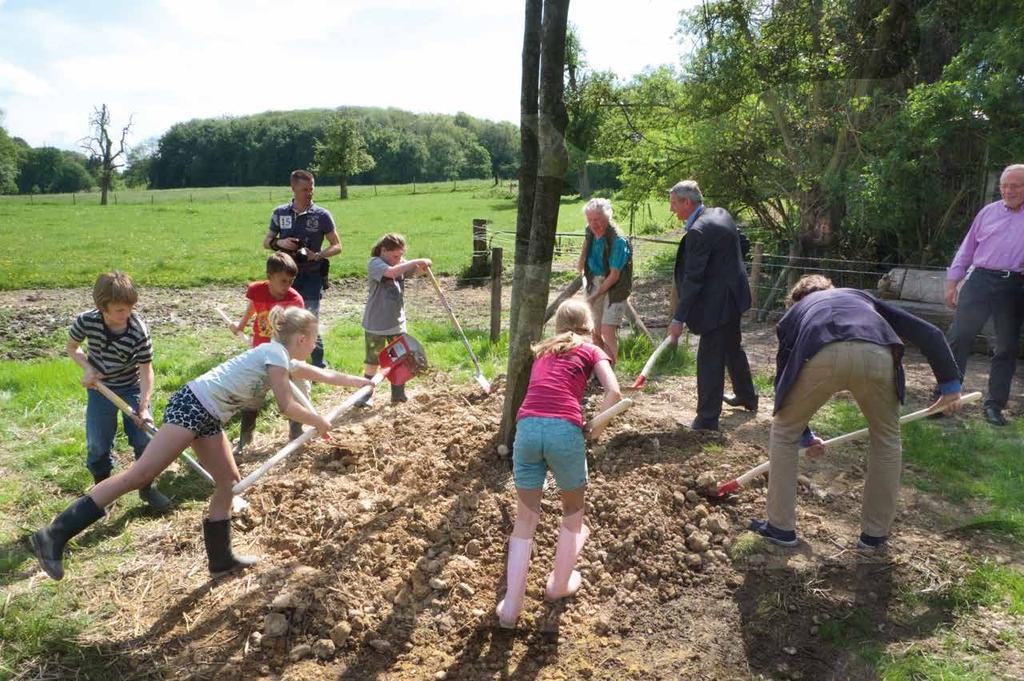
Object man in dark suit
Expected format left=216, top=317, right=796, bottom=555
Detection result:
left=667, top=180, right=758, bottom=431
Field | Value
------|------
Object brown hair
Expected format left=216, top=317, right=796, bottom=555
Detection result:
left=290, top=169, right=314, bottom=185
left=786, top=274, right=834, bottom=307
left=267, top=306, right=317, bottom=345
left=93, top=271, right=139, bottom=310
left=267, top=252, right=298, bottom=277
left=371, top=233, right=407, bottom=257
left=532, top=299, right=594, bottom=357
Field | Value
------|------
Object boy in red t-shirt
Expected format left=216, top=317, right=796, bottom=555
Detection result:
left=228, top=253, right=305, bottom=453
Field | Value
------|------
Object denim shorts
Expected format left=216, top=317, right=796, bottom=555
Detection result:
left=512, top=417, right=587, bottom=491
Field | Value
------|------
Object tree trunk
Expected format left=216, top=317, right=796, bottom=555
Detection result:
left=578, top=154, right=591, bottom=198
left=508, top=0, right=542, bottom=338
left=100, top=170, right=112, bottom=206
left=339, top=178, right=349, bottom=200
left=498, top=0, right=571, bottom=450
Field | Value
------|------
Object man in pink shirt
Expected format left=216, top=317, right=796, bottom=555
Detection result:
left=944, top=164, right=1024, bottom=425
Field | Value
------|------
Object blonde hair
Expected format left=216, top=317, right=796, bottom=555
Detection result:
left=531, top=299, right=594, bottom=357
left=93, top=271, right=138, bottom=310
left=786, top=274, right=834, bottom=307
left=267, top=306, right=317, bottom=345
left=372, top=233, right=406, bottom=257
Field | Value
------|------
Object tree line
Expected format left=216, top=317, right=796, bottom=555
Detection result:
left=144, top=107, right=520, bottom=191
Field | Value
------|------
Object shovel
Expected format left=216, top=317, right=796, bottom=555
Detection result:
left=92, top=382, right=249, bottom=512
left=425, top=267, right=492, bottom=393
left=215, top=306, right=250, bottom=345
left=623, top=336, right=675, bottom=393
left=214, top=306, right=311, bottom=410
left=586, top=397, right=634, bottom=435
left=234, top=333, right=427, bottom=494
left=711, top=391, right=981, bottom=498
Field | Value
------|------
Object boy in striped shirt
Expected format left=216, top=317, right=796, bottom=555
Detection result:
left=67, top=271, right=170, bottom=510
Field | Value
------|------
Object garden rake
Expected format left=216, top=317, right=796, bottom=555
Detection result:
left=426, top=267, right=492, bottom=393
left=711, top=391, right=981, bottom=498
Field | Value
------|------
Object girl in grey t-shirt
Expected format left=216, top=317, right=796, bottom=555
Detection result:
left=31, top=307, right=372, bottom=582
left=360, top=233, right=432, bottom=403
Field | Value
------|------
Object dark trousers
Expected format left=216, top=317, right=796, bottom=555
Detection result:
left=695, top=316, right=757, bottom=425
left=946, top=268, right=1024, bottom=408
left=293, top=271, right=326, bottom=368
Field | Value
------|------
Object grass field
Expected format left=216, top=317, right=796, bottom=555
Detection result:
left=0, top=181, right=601, bottom=290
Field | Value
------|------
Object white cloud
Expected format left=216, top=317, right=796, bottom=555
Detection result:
left=0, top=0, right=695, bottom=149
left=0, top=60, right=54, bottom=97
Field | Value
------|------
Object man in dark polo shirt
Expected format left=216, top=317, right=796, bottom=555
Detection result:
left=749, top=275, right=963, bottom=550
left=263, top=169, right=341, bottom=368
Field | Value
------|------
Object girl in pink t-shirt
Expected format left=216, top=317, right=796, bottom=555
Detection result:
left=496, top=300, right=621, bottom=628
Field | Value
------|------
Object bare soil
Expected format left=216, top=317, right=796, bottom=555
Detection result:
left=4, top=282, right=1024, bottom=680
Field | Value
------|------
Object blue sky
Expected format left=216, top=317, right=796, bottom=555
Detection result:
left=0, top=0, right=697, bottom=150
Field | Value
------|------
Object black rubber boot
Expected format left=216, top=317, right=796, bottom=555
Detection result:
left=203, top=518, right=258, bottom=577
left=289, top=420, right=304, bottom=440
left=234, top=409, right=258, bottom=455
left=138, top=484, right=172, bottom=511
left=391, top=383, right=407, bottom=403
left=30, top=496, right=105, bottom=580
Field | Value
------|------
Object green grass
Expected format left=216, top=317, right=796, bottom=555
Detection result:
left=614, top=332, right=693, bottom=380
left=815, top=561, right=1020, bottom=681
left=947, top=559, right=1024, bottom=616
left=0, top=182, right=593, bottom=290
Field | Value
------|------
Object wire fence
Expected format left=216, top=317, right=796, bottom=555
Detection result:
left=0, top=179, right=510, bottom=207
left=469, top=225, right=951, bottom=337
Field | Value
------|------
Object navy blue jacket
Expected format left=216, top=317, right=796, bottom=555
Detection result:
left=774, top=288, right=961, bottom=414
left=673, top=206, right=752, bottom=334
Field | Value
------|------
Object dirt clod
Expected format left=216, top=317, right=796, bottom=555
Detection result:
left=263, top=613, right=288, bottom=638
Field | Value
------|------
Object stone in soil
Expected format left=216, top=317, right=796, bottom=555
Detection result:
left=313, top=638, right=336, bottom=660
left=289, top=643, right=312, bottom=661
left=263, top=613, right=289, bottom=638
left=330, top=621, right=352, bottom=646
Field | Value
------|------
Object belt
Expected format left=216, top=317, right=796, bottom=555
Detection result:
left=977, top=267, right=1023, bottom=279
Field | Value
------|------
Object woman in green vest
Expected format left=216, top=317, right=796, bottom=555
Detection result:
left=576, top=198, right=633, bottom=362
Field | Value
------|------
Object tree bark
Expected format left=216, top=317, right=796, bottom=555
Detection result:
left=498, top=0, right=570, bottom=449
left=578, top=154, right=591, bottom=198
left=339, top=178, right=349, bottom=200
left=508, top=0, right=542, bottom=338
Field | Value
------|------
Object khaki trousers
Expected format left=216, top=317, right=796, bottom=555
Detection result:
left=767, top=341, right=902, bottom=537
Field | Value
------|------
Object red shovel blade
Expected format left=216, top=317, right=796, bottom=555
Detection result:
left=631, top=375, right=647, bottom=390
left=378, top=334, right=427, bottom=386
left=714, top=479, right=740, bottom=498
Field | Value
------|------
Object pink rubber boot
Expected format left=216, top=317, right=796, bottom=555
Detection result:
left=544, top=510, right=589, bottom=600
left=495, top=501, right=539, bottom=628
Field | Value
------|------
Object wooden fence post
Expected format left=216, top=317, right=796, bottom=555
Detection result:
left=748, top=242, right=764, bottom=319
left=490, top=247, right=503, bottom=343
left=471, top=218, right=490, bottom=278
